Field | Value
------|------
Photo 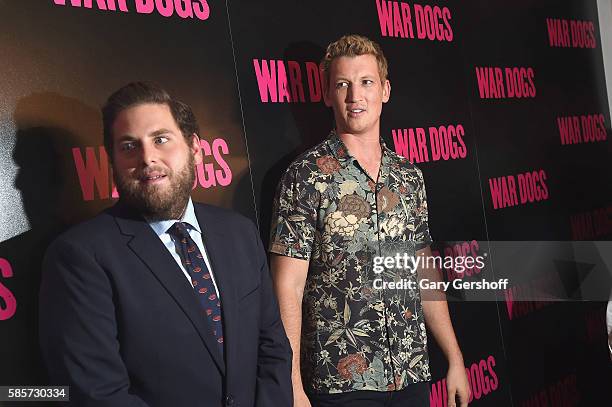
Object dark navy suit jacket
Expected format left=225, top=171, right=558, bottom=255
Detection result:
left=39, top=202, right=292, bottom=407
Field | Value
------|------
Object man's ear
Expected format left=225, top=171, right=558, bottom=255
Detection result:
left=382, top=79, right=391, bottom=103
left=190, top=133, right=203, bottom=165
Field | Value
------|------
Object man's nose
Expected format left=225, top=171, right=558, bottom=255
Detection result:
left=139, top=142, right=157, bottom=165
left=346, top=84, right=363, bottom=102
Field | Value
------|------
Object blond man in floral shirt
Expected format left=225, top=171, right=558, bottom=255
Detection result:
left=269, top=35, right=470, bottom=407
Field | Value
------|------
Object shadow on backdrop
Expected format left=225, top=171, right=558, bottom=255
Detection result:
left=0, top=93, right=100, bottom=401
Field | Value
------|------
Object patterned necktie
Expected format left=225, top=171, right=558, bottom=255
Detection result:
left=168, top=222, right=224, bottom=356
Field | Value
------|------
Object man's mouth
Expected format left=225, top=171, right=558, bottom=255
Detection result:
left=139, top=173, right=167, bottom=183
left=348, top=108, right=365, bottom=117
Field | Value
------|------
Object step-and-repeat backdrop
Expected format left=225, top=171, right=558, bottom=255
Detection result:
left=1, top=1, right=610, bottom=406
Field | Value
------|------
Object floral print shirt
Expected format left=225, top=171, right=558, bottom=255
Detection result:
left=269, top=131, right=433, bottom=394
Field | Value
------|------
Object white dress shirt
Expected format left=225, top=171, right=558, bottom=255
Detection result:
left=147, top=198, right=220, bottom=297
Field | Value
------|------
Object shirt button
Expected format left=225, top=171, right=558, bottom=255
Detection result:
left=225, top=395, right=234, bottom=406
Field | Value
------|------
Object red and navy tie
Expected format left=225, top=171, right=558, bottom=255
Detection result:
left=169, top=222, right=224, bottom=356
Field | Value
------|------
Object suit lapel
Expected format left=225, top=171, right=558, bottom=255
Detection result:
left=195, top=205, right=239, bottom=377
left=111, top=204, right=226, bottom=374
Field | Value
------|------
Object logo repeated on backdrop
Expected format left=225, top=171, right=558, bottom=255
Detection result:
left=375, top=0, right=453, bottom=41
left=569, top=206, right=612, bottom=240
left=517, top=374, right=580, bottom=407
left=546, top=18, right=596, bottom=48
left=430, top=355, right=499, bottom=406
left=72, top=138, right=233, bottom=201
left=488, top=169, right=549, bottom=210
left=504, top=283, right=555, bottom=321
left=557, top=113, right=607, bottom=145
left=475, top=67, right=536, bottom=99
left=52, top=0, right=210, bottom=20
left=0, top=1, right=609, bottom=403
left=0, top=258, right=17, bottom=321
left=252, top=59, right=323, bottom=103
left=391, top=123, right=467, bottom=163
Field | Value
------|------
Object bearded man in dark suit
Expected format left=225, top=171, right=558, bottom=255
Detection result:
left=39, top=82, right=292, bottom=407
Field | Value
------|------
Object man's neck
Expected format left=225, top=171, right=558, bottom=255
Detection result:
left=141, top=198, right=191, bottom=223
left=337, top=130, right=383, bottom=182
left=338, top=131, right=382, bottom=163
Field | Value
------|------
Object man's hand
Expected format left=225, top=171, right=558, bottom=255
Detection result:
left=446, top=362, right=470, bottom=407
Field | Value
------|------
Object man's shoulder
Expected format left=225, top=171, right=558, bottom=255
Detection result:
left=284, top=137, right=332, bottom=172
left=51, top=206, right=121, bottom=245
left=43, top=207, right=124, bottom=260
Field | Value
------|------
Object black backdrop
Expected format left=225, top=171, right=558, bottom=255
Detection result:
left=0, top=1, right=610, bottom=406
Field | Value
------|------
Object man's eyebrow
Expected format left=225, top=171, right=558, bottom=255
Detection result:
left=333, top=75, right=375, bottom=82
left=148, top=128, right=174, bottom=137
left=116, top=134, right=137, bottom=143
left=116, top=129, right=174, bottom=142
left=115, top=129, right=176, bottom=143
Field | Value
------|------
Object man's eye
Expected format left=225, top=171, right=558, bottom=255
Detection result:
left=336, top=82, right=348, bottom=89
left=363, top=79, right=374, bottom=86
left=120, top=142, right=136, bottom=152
left=154, top=136, right=169, bottom=144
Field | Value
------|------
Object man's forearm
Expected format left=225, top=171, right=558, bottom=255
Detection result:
left=269, top=255, right=311, bottom=399
left=422, top=299, right=464, bottom=365
left=417, top=246, right=464, bottom=365
left=273, top=284, right=306, bottom=390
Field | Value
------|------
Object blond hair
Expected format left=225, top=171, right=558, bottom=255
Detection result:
left=321, top=34, right=389, bottom=87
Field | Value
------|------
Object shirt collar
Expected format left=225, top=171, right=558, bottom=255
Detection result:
left=326, top=129, right=393, bottom=184
left=326, top=129, right=352, bottom=166
left=147, top=198, right=201, bottom=236
left=327, top=129, right=391, bottom=159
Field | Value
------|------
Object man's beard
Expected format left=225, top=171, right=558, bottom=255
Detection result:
left=114, top=154, right=195, bottom=221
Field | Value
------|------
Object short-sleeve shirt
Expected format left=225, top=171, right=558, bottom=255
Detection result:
left=269, top=130, right=433, bottom=394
